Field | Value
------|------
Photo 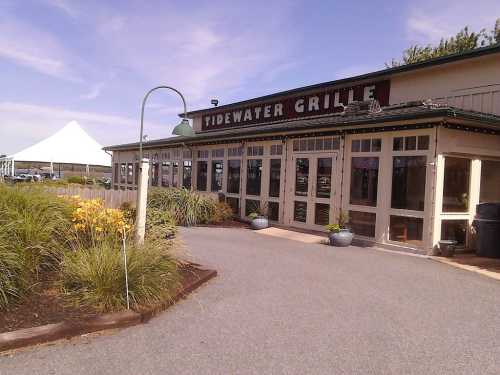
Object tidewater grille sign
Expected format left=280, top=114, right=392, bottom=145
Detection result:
left=202, top=80, right=390, bottom=131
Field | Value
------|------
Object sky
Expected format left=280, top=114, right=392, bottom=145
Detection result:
left=1, top=0, right=500, bottom=155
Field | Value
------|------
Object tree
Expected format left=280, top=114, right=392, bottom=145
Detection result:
left=387, top=19, right=500, bottom=67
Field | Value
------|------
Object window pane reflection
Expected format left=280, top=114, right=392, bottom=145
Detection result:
left=391, top=156, right=426, bottom=211
left=316, top=158, right=332, bottom=198
left=443, top=157, right=470, bottom=212
left=295, top=158, right=309, bottom=197
left=350, top=157, right=379, bottom=206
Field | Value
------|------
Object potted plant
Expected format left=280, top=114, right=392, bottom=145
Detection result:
left=325, top=211, right=353, bottom=247
left=248, top=203, right=269, bottom=230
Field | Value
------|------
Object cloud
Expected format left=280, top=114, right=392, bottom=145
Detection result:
left=44, top=0, right=78, bottom=18
left=0, top=102, right=168, bottom=154
left=406, top=1, right=500, bottom=44
left=0, top=18, right=80, bottom=81
left=80, top=83, right=104, bottom=100
left=94, top=2, right=297, bottom=106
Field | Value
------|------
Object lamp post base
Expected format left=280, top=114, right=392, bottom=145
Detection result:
left=135, top=158, right=150, bottom=246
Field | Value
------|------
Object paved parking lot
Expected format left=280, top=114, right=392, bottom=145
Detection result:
left=1, top=227, right=500, bottom=375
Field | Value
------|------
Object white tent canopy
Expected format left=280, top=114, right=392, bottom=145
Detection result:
left=3, top=121, right=111, bottom=167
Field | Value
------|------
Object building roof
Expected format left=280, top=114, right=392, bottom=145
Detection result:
left=184, top=44, right=500, bottom=117
left=3, top=121, right=111, bottom=166
left=104, top=104, right=500, bottom=151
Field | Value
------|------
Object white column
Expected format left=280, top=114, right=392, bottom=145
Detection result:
left=431, top=153, right=445, bottom=252
left=135, top=158, right=150, bottom=245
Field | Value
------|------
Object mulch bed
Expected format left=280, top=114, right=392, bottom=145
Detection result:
left=0, top=264, right=208, bottom=334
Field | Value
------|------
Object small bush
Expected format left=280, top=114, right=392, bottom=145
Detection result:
left=61, top=240, right=180, bottom=312
left=148, top=188, right=232, bottom=226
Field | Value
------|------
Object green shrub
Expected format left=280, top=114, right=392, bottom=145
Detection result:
left=61, top=240, right=180, bottom=312
left=66, top=176, right=86, bottom=185
left=148, top=188, right=232, bottom=226
left=0, top=185, right=73, bottom=308
left=0, top=186, right=73, bottom=274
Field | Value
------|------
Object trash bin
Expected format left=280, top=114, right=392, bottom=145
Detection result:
left=472, top=203, right=500, bottom=258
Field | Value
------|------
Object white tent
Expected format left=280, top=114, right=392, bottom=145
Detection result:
left=0, top=121, right=111, bottom=176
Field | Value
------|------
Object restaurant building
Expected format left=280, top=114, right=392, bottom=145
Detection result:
left=105, top=45, right=500, bottom=254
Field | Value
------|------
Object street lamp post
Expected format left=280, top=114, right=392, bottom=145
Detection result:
left=135, top=86, right=193, bottom=245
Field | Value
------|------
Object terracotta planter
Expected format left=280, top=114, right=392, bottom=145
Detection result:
left=251, top=217, right=269, bottom=230
left=329, top=229, right=353, bottom=247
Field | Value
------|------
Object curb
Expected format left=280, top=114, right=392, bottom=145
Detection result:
left=429, top=256, right=500, bottom=281
left=0, top=268, right=217, bottom=353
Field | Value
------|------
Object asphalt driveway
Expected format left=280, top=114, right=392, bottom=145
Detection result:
left=1, top=227, right=500, bottom=375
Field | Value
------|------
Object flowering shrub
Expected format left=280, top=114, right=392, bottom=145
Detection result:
left=67, top=196, right=131, bottom=246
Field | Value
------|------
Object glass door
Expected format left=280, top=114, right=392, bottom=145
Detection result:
left=291, top=154, right=336, bottom=229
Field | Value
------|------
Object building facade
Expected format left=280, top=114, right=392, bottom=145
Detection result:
left=105, top=45, right=500, bottom=254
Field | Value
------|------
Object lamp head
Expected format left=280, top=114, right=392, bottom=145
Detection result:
left=172, top=118, right=194, bottom=137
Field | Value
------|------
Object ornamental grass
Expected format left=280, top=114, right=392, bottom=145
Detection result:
left=0, top=185, right=73, bottom=309
left=148, top=187, right=232, bottom=226
left=61, top=239, right=180, bottom=312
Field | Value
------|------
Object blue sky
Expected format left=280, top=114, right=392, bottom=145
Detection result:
left=1, top=0, right=499, bottom=154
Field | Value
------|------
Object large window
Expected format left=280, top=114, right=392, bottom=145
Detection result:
left=182, top=160, right=192, bottom=189
left=197, top=161, right=207, bottom=191
left=269, top=159, right=281, bottom=197
left=227, top=160, right=241, bottom=194
left=350, top=157, right=379, bottom=206
left=211, top=160, right=223, bottom=192
left=389, top=215, right=423, bottom=246
left=246, top=159, right=262, bottom=196
left=480, top=160, right=500, bottom=203
left=161, top=162, right=170, bottom=187
left=391, top=156, right=426, bottom=211
left=443, top=157, right=470, bottom=212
